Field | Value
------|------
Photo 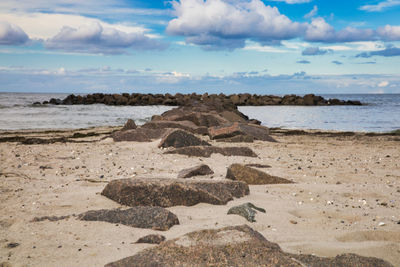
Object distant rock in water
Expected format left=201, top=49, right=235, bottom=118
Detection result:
left=43, top=93, right=363, bottom=106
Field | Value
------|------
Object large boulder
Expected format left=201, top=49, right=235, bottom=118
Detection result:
left=177, top=164, right=214, bottom=178
left=142, top=120, right=208, bottom=135
left=77, top=207, right=179, bottom=231
left=101, top=178, right=249, bottom=208
left=226, top=164, right=293, bottom=185
left=158, top=129, right=210, bottom=148
left=168, top=112, right=228, bottom=128
left=164, top=146, right=257, bottom=158
left=105, top=225, right=393, bottom=267
left=209, top=122, right=276, bottom=142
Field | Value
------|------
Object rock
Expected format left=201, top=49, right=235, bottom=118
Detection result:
left=142, top=120, right=208, bottom=135
left=136, top=234, right=166, bottom=244
left=226, top=164, right=293, bottom=185
left=112, top=128, right=169, bottom=142
left=7, top=243, right=20, bottom=248
left=227, top=203, right=266, bottom=222
left=166, top=112, right=228, bottom=128
left=105, top=225, right=392, bottom=267
left=244, top=163, right=271, bottom=168
left=101, top=178, right=249, bottom=207
left=215, top=134, right=254, bottom=143
left=209, top=122, right=276, bottom=142
left=0, top=262, right=12, bottom=267
left=303, top=94, right=315, bottom=105
left=158, top=129, right=210, bottom=148
left=220, top=111, right=247, bottom=123
left=177, top=164, right=214, bottom=178
left=164, top=146, right=257, bottom=158
left=77, top=207, right=179, bottom=231
left=121, top=119, right=137, bottom=131
left=112, top=129, right=151, bottom=142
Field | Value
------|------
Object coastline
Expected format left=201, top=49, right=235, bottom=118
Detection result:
left=1, top=124, right=399, bottom=266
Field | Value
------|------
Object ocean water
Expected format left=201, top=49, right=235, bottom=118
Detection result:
left=0, top=93, right=399, bottom=132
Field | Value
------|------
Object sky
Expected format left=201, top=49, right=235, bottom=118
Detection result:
left=0, top=0, right=400, bottom=94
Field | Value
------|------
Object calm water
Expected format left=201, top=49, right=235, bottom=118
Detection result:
left=0, top=93, right=399, bottom=132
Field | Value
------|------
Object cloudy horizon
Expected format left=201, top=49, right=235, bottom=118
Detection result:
left=1, top=0, right=399, bottom=94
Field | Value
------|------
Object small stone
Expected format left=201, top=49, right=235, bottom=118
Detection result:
left=378, top=222, right=386, bottom=226
left=177, top=164, right=214, bottom=178
left=136, top=234, right=166, bottom=244
left=227, top=203, right=266, bottom=222
left=290, top=220, right=297, bottom=224
left=6, top=243, right=19, bottom=248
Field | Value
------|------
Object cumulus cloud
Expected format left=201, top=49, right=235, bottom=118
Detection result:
left=167, top=0, right=306, bottom=49
left=359, top=0, right=400, bottom=12
left=0, top=21, right=29, bottom=45
left=45, top=22, right=167, bottom=54
left=302, top=46, right=330, bottom=55
left=377, top=25, right=400, bottom=41
left=297, top=60, right=310, bottom=64
left=356, top=45, right=400, bottom=58
left=304, top=17, right=375, bottom=43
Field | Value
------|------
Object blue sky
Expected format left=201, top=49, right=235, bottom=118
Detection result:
left=0, top=0, right=399, bottom=94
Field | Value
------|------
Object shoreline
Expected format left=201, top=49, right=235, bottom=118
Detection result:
left=1, top=123, right=399, bottom=266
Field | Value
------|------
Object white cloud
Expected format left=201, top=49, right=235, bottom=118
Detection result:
left=243, top=40, right=288, bottom=53
left=304, top=5, right=318, bottom=18
left=359, top=0, right=400, bottom=12
left=378, top=81, right=389, bottom=87
left=377, top=25, right=400, bottom=41
left=167, top=0, right=305, bottom=49
left=0, top=21, right=29, bottom=45
left=45, top=22, right=167, bottom=54
left=270, top=0, right=312, bottom=3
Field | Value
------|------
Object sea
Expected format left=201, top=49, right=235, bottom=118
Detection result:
left=0, top=93, right=399, bottom=132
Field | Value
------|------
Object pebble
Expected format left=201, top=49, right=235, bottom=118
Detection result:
left=378, top=222, right=386, bottom=226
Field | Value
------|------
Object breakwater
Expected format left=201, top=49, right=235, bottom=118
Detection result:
left=42, top=93, right=362, bottom=106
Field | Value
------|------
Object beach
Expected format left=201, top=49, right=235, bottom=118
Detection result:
left=1, top=125, right=399, bottom=266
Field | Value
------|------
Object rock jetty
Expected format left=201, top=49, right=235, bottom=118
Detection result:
left=43, top=93, right=362, bottom=106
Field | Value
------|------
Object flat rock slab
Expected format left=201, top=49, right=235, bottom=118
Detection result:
left=112, top=128, right=168, bottom=142
left=105, top=225, right=393, bottom=267
left=77, top=207, right=179, bottom=231
left=101, top=178, right=249, bottom=208
left=177, top=164, right=214, bottom=178
left=209, top=122, right=277, bottom=142
left=158, top=129, right=210, bottom=148
left=216, top=134, right=254, bottom=143
left=226, top=164, right=293, bottom=185
left=136, top=234, right=166, bottom=244
left=164, top=146, right=257, bottom=158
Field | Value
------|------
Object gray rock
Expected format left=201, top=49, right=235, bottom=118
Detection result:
left=105, top=225, right=392, bottom=267
left=227, top=202, right=266, bottom=222
left=177, top=164, right=214, bottom=178
left=77, top=207, right=179, bottom=231
left=158, top=129, right=210, bottom=148
left=121, top=119, right=137, bottom=131
left=101, top=178, right=249, bottom=208
left=136, top=234, right=166, bottom=244
left=226, top=164, right=293, bottom=185
left=164, top=146, right=257, bottom=158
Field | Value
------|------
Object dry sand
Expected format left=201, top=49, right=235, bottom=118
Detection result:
left=0, top=127, right=399, bottom=266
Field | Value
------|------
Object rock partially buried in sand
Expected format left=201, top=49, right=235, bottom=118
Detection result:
left=101, top=178, right=249, bottom=208
left=104, top=225, right=392, bottom=267
left=227, top=202, right=266, bottom=222
left=164, top=146, right=257, bottom=158
left=112, top=128, right=169, bottom=142
left=121, top=119, right=137, bottom=131
left=226, top=164, right=293, bottom=185
left=215, top=134, right=254, bottom=143
left=158, top=129, right=211, bottom=148
left=77, top=207, right=179, bottom=231
left=177, top=164, right=214, bottom=178
left=136, top=234, right=166, bottom=244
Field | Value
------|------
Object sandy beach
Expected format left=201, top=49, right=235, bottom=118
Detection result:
left=0, top=125, right=399, bottom=266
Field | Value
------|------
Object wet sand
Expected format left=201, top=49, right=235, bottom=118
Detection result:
left=0, top=127, right=399, bottom=266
